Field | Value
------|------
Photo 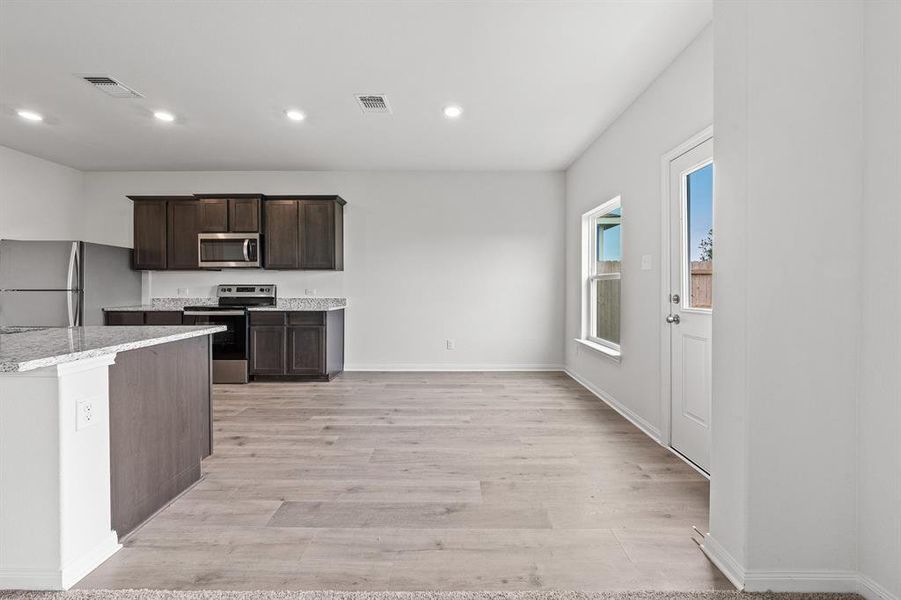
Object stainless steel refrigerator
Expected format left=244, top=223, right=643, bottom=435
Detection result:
left=0, top=240, right=142, bottom=326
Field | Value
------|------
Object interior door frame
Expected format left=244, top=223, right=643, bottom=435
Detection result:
left=659, top=125, right=713, bottom=466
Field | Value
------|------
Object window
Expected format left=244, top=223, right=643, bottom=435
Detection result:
left=582, top=197, right=622, bottom=355
left=684, top=162, right=714, bottom=309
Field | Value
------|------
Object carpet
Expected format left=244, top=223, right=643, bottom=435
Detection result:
left=0, top=591, right=864, bottom=600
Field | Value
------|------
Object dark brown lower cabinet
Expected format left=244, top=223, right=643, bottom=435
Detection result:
left=104, top=311, right=145, bottom=326
left=249, top=326, right=287, bottom=375
left=249, top=310, right=344, bottom=381
left=108, top=335, right=212, bottom=539
left=104, top=310, right=183, bottom=325
left=287, top=326, right=324, bottom=375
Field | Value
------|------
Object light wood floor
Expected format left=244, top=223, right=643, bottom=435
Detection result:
left=77, top=372, right=730, bottom=591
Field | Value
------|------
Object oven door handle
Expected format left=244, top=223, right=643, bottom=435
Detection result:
left=183, top=310, right=246, bottom=316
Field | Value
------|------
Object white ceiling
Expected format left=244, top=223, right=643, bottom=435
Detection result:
left=0, top=0, right=711, bottom=172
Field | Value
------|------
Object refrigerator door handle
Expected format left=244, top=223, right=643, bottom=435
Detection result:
left=66, top=243, right=78, bottom=326
left=67, top=242, right=78, bottom=290
left=67, top=291, right=75, bottom=327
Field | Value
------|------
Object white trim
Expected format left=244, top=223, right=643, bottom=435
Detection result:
left=60, top=532, right=121, bottom=589
left=698, top=534, right=899, bottom=599
left=564, top=368, right=661, bottom=441
left=744, top=570, right=860, bottom=593
left=659, top=125, right=713, bottom=448
left=581, top=195, right=623, bottom=355
left=344, top=364, right=564, bottom=372
left=574, top=337, right=621, bottom=362
left=699, top=534, right=744, bottom=590
left=0, top=533, right=120, bottom=590
left=859, top=573, right=900, bottom=600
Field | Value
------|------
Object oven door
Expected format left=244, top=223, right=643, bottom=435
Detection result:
left=198, top=233, right=260, bottom=268
left=182, top=310, right=248, bottom=361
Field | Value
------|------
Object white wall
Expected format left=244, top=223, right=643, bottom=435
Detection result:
left=709, top=1, right=900, bottom=597
left=0, top=145, right=84, bottom=241
left=564, top=25, right=712, bottom=435
left=83, top=170, right=566, bottom=370
left=859, top=1, right=901, bottom=598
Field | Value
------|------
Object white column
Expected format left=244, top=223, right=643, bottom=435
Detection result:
left=709, top=0, right=864, bottom=593
left=0, top=355, right=121, bottom=589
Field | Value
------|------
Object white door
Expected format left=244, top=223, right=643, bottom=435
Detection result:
left=668, top=137, right=713, bottom=472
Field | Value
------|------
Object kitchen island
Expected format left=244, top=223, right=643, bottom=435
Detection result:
left=0, top=325, right=225, bottom=590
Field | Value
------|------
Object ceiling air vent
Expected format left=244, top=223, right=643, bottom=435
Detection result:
left=355, top=94, right=391, bottom=114
left=82, top=76, right=143, bottom=99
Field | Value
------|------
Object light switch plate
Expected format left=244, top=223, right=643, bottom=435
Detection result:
left=641, top=255, right=652, bottom=271
left=446, top=339, right=456, bottom=350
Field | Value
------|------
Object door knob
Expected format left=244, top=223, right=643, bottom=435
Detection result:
left=666, top=314, right=681, bottom=324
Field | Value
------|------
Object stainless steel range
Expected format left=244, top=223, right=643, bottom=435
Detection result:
left=182, top=284, right=276, bottom=384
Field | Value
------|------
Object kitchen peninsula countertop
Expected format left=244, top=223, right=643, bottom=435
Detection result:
left=103, top=297, right=347, bottom=312
left=0, top=325, right=226, bottom=373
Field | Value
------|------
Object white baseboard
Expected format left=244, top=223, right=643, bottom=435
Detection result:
left=1, top=533, right=123, bottom=590
left=60, top=532, right=121, bottom=589
left=563, top=367, right=662, bottom=441
left=345, top=364, right=564, bottom=372
left=699, top=534, right=744, bottom=590
left=744, top=570, right=860, bottom=593
left=859, top=573, right=900, bottom=600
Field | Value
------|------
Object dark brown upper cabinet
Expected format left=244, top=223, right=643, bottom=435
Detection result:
left=230, top=198, right=261, bottom=232
left=263, top=199, right=300, bottom=269
left=198, top=199, right=229, bottom=233
left=263, top=196, right=345, bottom=270
left=195, top=195, right=261, bottom=233
left=129, top=194, right=342, bottom=271
left=167, top=200, right=202, bottom=269
left=131, top=197, right=170, bottom=270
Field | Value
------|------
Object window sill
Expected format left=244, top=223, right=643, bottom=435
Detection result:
left=574, top=338, right=621, bottom=362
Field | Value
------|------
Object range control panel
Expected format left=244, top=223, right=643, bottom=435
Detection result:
left=216, top=284, right=276, bottom=298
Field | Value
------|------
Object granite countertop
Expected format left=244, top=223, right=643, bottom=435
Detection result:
left=0, top=325, right=226, bottom=373
left=103, top=297, right=347, bottom=312
left=246, top=298, right=346, bottom=311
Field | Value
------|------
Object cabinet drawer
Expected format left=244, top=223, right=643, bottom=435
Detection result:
left=145, top=311, right=183, bottom=325
left=105, top=311, right=145, bottom=326
left=250, top=311, right=286, bottom=325
left=288, top=311, right=325, bottom=325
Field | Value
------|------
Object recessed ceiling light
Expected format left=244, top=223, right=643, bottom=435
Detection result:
left=17, top=109, right=43, bottom=122
left=443, top=105, right=463, bottom=119
left=153, top=110, right=175, bottom=122
left=285, top=109, right=306, bottom=122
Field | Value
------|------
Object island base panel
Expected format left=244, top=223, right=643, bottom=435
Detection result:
left=108, top=335, right=212, bottom=538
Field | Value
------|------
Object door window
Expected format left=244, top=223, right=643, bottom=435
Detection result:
left=684, top=162, right=714, bottom=309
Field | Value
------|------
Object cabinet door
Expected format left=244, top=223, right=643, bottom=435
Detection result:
left=199, top=199, right=229, bottom=233
left=287, top=325, right=326, bottom=375
left=263, top=200, right=299, bottom=269
left=133, top=200, right=167, bottom=270
left=105, top=311, right=145, bottom=325
left=145, top=311, right=183, bottom=325
left=299, top=200, right=335, bottom=269
left=250, top=326, right=286, bottom=374
left=229, top=198, right=260, bottom=232
left=167, top=201, right=202, bottom=269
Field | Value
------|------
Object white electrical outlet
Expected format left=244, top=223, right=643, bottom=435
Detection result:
left=641, top=255, right=652, bottom=271
left=305, top=289, right=318, bottom=296
left=446, top=339, right=456, bottom=350
left=76, top=398, right=96, bottom=430
left=177, top=287, right=189, bottom=297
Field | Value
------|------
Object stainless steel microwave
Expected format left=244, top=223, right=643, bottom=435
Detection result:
left=197, top=233, right=261, bottom=268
